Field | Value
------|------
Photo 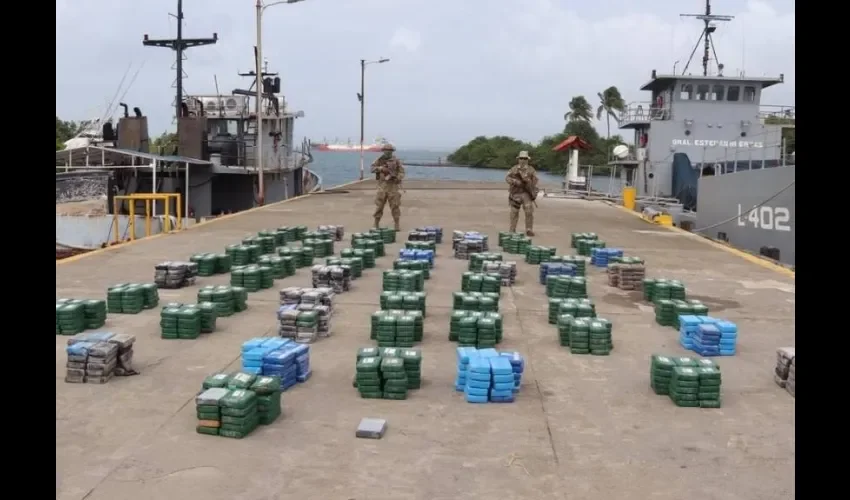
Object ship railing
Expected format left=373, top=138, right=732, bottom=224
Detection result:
left=759, top=105, right=795, bottom=125
left=619, top=102, right=671, bottom=124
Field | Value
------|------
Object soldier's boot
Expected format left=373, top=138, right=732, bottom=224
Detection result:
left=393, top=217, right=401, bottom=232
left=374, top=217, right=382, bottom=229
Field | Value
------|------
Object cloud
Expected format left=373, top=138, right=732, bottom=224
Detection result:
left=389, top=27, right=422, bottom=53
left=56, top=0, right=795, bottom=149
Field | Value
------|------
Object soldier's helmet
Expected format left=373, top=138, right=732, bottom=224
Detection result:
left=381, top=143, right=396, bottom=152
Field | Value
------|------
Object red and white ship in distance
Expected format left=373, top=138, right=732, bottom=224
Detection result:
left=312, top=137, right=390, bottom=152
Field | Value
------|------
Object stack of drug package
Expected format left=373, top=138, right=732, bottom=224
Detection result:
left=774, top=347, right=795, bottom=393
left=368, top=227, right=397, bottom=244
left=241, top=337, right=291, bottom=375
left=394, top=258, right=431, bottom=280
left=196, top=383, right=260, bottom=438
left=525, top=245, right=556, bottom=265
left=608, top=259, right=646, bottom=290
left=483, top=260, right=517, bottom=286
left=461, top=272, right=502, bottom=295
left=546, top=276, right=588, bottom=299
left=398, top=248, right=435, bottom=269
left=279, top=287, right=336, bottom=313
left=452, top=291, right=501, bottom=314
left=65, top=332, right=137, bottom=383
left=264, top=342, right=312, bottom=389
left=318, top=224, right=345, bottom=241
left=452, top=231, right=488, bottom=257
left=355, top=352, right=383, bottom=399
left=679, top=316, right=737, bottom=356
left=469, top=252, right=502, bottom=272
left=415, top=226, right=443, bottom=244
left=786, top=355, right=795, bottom=397
left=502, top=234, right=531, bottom=255
left=311, top=265, right=351, bottom=293
left=154, top=261, right=198, bottom=289
left=590, top=247, right=623, bottom=268
left=540, top=262, right=575, bottom=285
left=456, top=348, right=522, bottom=403
left=668, top=362, right=722, bottom=409
left=408, top=229, right=437, bottom=244
left=380, top=291, right=428, bottom=316
left=549, top=298, right=596, bottom=324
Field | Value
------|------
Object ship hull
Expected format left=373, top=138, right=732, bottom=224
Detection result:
left=695, top=165, right=795, bottom=266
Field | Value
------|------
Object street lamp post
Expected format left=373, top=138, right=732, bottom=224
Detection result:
left=358, top=58, right=390, bottom=180
left=255, top=0, right=305, bottom=206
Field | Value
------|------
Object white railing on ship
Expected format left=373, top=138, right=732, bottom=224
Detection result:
left=619, top=102, right=671, bottom=123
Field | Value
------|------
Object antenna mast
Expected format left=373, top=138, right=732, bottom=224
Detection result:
left=143, top=0, right=218, bottom=121
left=680, top=0, right=733, bottom=76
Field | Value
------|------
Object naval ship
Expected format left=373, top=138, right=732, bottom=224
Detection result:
left=614, top=0, right=795, bottom=266
left=55, top=2, right=317, bottom=254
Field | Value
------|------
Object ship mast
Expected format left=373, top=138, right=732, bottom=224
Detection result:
left=680, top=0, right=733, bottom=77
left=143, top=0, right=219, bottom=121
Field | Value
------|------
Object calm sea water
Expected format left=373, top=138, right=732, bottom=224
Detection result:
left=309, top=150, right=580, bottom=188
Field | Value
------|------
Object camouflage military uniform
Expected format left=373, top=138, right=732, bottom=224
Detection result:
left=371, top=143, right=406, bottom=231
left=505, top=151, right=539, bottom=236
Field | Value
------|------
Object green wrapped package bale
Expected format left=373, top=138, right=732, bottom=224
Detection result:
left=294, top=225, right=307, bottom=240
left=344, top=256, right=363, bottom=278
left=457, top=315, right=479, bottom=347
left=370, top=311, right=383, bottom=340
left=548, top=298, right=564, bottom=324
left=650, top=354, right=676, bottom=395
left=497, top=231, right=512, bottom=247
left=449, top=310, right=468, bottom=341
left=246, top=244, right=261, bottom=263
left=57, top=303, right=86, bottom=335
left=230, top=267, right=245, bottom=287
left=588, top=318, right=612, bottom=355
left=177, top=306, right=202, bottom=339
left=673, top=356, right=698, bottom=368
left=258, top=265, right=274, bottom=289
left=160, top=306, right=181, bottom=339
left=407, top=310, right=424, bottom=341
left=381, top=357, right=408, bottom=400
left=654, top=299, right=676, bottom=327
left=361, top=248, right=376, bottom=269
left=251, top=375, right=283, bottom=424
left=106, top=285, right=127, bottom=313
left=195, top=387, right=228, bottom=436
left=197, top=253, right=218, bottom=276
left=478, top=296, right=497, bottom=313
left=120, top=285, right=145, bottom=314
left=256, top=235, right=275, bottom=255
left=668, top=366, right=700, bottom=407
left=476, top=317, right=498, bottom=348
left=567, top=277, right=587, bottom=299
left=383, top=271, right=400, bottom=291
left=202, top=373, right=231, bottom=389
left=651, top=280, right=671, bottom=302
left=400, top=349, right=422, bottom=389
left=395, top=314, right=416, bottom=347
left=357, top=346, right=381, bottom=361
left=356, top=356, right=383, bottom=398
left=214, top=253, right=232, bottom=273
left=281, top=256, right=296, bottom=277
left=642, top=278, right=656, bottom=301
left=481, top=275, right=500, bottom=294
left=259, top=255, right=286, bottom=279
left=689, top=299, right=709, bottom=316
left=697, top=366, right=722, bottom=408
left=557, top=314, right=574, bottom=347
left=376, top=314, right=397, bottom=347
left=562, top=256, right=586, bottom=276
left=140, top=284, right=159, bottom=309
left=225, top=245, right=251, bottom=266
left=525, top=245, right=551, bottom=265
left=487, top=311, right=503, bottom=342
left=198, top=301, right=218, bottom=333
left=669, top=280, right=686, bottom=300
left=298, top=247, right=313, bottom=267
left=402, top=293, right=421, bottom=313
left=227, top=372, right=258, bottom=390
left=219, top=389, right=259, bottom=438
left=568, top=318, right=590, bottom=354
left=241, top=266, right=262, bottom=292
left=210, top=287, right=235, bottom=317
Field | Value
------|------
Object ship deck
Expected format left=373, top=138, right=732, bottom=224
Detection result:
left=56, top=180, right=795, bottom=500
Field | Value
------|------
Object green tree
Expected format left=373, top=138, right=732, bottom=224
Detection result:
left=56, top=116, right=78, bottom=150
left=596, top=86, right=626, bottom=138
left=563, top=96, right=593, bottom=123
left=151, top=131, right=179, bottom=155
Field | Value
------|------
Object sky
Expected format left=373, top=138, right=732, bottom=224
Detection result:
left=56, top=0, right=795, bottom=150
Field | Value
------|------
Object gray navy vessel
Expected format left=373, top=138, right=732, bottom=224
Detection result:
left=616, top=0, right=795, bottom=266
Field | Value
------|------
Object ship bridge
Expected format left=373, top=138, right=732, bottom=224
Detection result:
left=57, top=179, right=794, bottom=500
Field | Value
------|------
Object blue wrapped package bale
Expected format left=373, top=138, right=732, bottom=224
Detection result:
left=591, top=248, right=623, bottom=268
left=691, top=324, right=721, bottom=356
left=455, top=347, right=477, bottom=391
left=715, top=320, right=738, bottom=356
left=678, top=315, right=702, bottom=350
left=489, top=356, right=515, bottom=402
left=500, top=351, right=525, bottom=391
left=262, top=347, right=298, bottom=391
left=464, top=356, right=491, bottom=403
left=293, top=344, right=312, bottom=382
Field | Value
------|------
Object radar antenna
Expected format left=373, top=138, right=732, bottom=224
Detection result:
left=680, top=0, right=733, bottom=76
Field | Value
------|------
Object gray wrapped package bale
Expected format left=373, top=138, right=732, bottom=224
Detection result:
left=196, top=388, right=230, bottom=406
left=356, top=418, right=388, bottom=439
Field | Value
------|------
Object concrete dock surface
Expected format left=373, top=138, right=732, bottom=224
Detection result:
left=56, top=180, right=795, bottom=500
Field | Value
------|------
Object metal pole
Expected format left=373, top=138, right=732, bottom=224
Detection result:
left=255, top=0, right=265, bottom=206
left=176, top=0, right=184, bottom=122
left=152, top=161, right=157, bottom=217
left=359, top=59, right=366, bottom=180
left=781, top=137, right=787, bottom=167
left=185, top=161, right=190, bottom=225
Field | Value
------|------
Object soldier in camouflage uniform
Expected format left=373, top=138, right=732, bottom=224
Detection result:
left=371, top=143, right=406, bottom=231
left=505, top=150, right=539, bottom=236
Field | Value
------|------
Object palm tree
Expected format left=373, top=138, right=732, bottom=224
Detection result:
left=596, top=86, right=626, bottom=138
left=563, top=96, right=593, bottom=123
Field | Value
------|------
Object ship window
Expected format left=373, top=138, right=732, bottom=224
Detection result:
left=727, top=86, right=740, bottom=101
left=711, top=85, right=725, bottom=101
left=743, top=86, right=756, bottom=102
left=679, top=84, right=694, bottom=100
left=696, top=84, right=710, bottom=101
